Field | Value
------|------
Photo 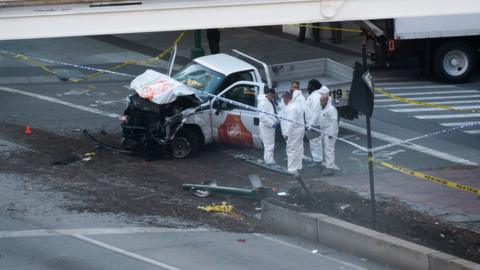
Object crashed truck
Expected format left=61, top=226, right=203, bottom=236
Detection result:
left=120, top=50, right=355, bottom=159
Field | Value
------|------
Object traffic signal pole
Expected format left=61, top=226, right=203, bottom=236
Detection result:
left=191, top=30, right=205, bottom=59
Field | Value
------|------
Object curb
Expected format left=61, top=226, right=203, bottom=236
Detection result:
left=262, top=199, right=480, bottom=270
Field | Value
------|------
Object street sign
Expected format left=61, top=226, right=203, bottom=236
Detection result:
left=362, top=70, right=375, bottom=94
left=348, top=62, right=374, bottom=117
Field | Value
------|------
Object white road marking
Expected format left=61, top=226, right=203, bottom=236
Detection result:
left=0, top=138, right=33, bottom=152
left=0, top=86, right=122, bottom=119
left=0, top=227, right=209, bottom=239
left=415, top=113, right=480, bottom=119
left=464, top=130, right=480, bottom=134
left=375, top=90, right=477, bottom=97
left=440, top=121, right=480, bottom=127
left=254, top=233, right=368, bottom=270
left=72, top=234, right=182, bottom=270
left=375, top=94, right=480, bottom=103
left=340, top=122, right=477, bottom=166
left=390, top=105, right=480, bottom=113
left=382, top=85, right=456, bottom=90
left=377, top=100, right=480, bottom=108
left=376, top=81, right=433, bottom=86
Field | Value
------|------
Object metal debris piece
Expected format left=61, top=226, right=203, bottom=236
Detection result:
left=183, top=174, right=276, bottom=201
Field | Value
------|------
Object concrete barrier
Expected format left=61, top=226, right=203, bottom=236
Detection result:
left=262, top=199, right=480, bottom=270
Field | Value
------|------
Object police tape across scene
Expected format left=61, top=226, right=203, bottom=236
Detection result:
left=375, top=159, right=479, bottom=196
left=3, top=48, right=479, bottom=155
left=0, top=32, right=185, bottom=82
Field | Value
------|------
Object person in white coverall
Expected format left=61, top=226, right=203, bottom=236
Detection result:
left=278, top=81, right=305, bottom=113
left=258, top=88, right=278, bottom=164
left=314, top=94, right=339, bottom=173
left=280, top=92, right=305, bottom=173
left=305, top=79, right=324, bottom=164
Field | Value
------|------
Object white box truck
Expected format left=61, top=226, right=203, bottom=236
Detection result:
left=362, top=14, right=480, bottom=82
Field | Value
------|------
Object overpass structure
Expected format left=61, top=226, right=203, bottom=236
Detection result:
left=0, top=0, right=479, bottom=40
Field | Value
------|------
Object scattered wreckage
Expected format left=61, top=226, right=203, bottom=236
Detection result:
left=87, top=50, right=354, bottom=158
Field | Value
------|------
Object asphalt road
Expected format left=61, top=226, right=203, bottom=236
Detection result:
left=1, top=27, right=479, bottom=268
left=0, top=174, right=390, bottom=270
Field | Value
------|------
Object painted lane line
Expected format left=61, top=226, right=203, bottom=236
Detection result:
left=375, top=94, right=480, bottom=103
left=254, top=233, right=367, bottom=270
left=382, top=85, right=456, bottom=90
left=375, top=90, right=478, bottom=97
left=440, top=121, right=480, bottom=127
left=376, top=81, right=435, bottom=86
left=414, top=113, right=480, bottom=119
left=0, top=138, right=33, bottom=152
left=340, top=122, right=477, bottom=166
left=390, top=105, right=480, bottom=113
left=0, top=86, right=122, bottom=119
left=377, top=100, right=480, bottom=108
left=0, top=227, right=210, bottom=239
left=72, top=234, right=182, bottom=270
left=464, top=130, right=480, bottom=134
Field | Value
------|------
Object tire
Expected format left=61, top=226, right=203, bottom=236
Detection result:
left=170, top=128, right=199, bottom=159
left=433, top=41, right=476, bottom=83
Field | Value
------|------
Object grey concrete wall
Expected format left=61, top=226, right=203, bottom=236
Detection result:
left=262, top=199, right=480, bottom=270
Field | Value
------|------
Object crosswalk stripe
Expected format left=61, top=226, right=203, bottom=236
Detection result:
left=415, top=113, right=480, bottom=119
left=390, top=105, right=480, bottom=113
left=383, top=85, right=456, bottom=90
left=440, top=121, right=480, bottom=127
left=377, top=100, right=480, bottom=108
left=464, top=130, right=480, bottom=134
left=375, top=94, right=480, bottom=103
left=376, top=81, right=435, bottom=86
left=375, top=90, right=478, bottom=97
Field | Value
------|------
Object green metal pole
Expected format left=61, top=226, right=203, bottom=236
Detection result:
left=191, top=30, right=205, bottom=59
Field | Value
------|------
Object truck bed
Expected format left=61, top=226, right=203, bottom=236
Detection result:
left=268, top=58, right=353, bottom=107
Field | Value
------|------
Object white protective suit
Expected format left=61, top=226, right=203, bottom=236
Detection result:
left=257, top=95, right=278, bottom=164
left=280, top=98, right=305, bottom=173
left=292, top=89, right=307, bottom=108
left=305, top=89, right=323, bottom=162
left=313, top=100, right=339, bottom=170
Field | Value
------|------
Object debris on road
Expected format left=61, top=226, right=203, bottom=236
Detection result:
left=183, top=174, right=277, bottom=201
left=198, top=203, right=233, bottom=213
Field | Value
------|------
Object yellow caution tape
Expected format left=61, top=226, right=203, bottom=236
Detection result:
left=4, top=31, right=186, bottom=83
left=198, top=203, right=234, bottom=213
left=375, top=87, right=480, bottom=113
left=376, top=159, right=479, bottom=196
left=293, top=23, right=362, bottom=33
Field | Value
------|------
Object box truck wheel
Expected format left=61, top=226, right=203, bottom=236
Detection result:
left=171, top=128, right=199, bottom=158
left=433, top=41, right=475, bottom=83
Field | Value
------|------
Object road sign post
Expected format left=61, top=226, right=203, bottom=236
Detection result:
left=348, top=40, right=376, bottom=229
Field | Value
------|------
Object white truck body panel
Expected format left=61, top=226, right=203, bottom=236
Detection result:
left=394, top=14, right=480, bottom=40
left=166, top=51, right=352, bottom=150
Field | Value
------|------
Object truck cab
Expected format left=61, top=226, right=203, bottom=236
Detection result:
left=173, top=54, right=266, bottom=157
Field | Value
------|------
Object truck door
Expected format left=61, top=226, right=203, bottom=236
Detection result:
left=210, top=81, right=264, bottom=148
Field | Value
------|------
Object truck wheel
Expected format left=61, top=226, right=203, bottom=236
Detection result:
left=171, top=128, right=199, bottom=159
left=433, top=41, right=476, bottom=83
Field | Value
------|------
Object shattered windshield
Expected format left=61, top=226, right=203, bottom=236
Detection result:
left=173, top=63, right=225, bottom=99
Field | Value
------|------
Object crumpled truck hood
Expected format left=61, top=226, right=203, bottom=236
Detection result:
left=130, top=69, right=202, bottom=106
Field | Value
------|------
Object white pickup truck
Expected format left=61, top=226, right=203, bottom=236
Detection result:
left=121, top=50, right=354, bottom=158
